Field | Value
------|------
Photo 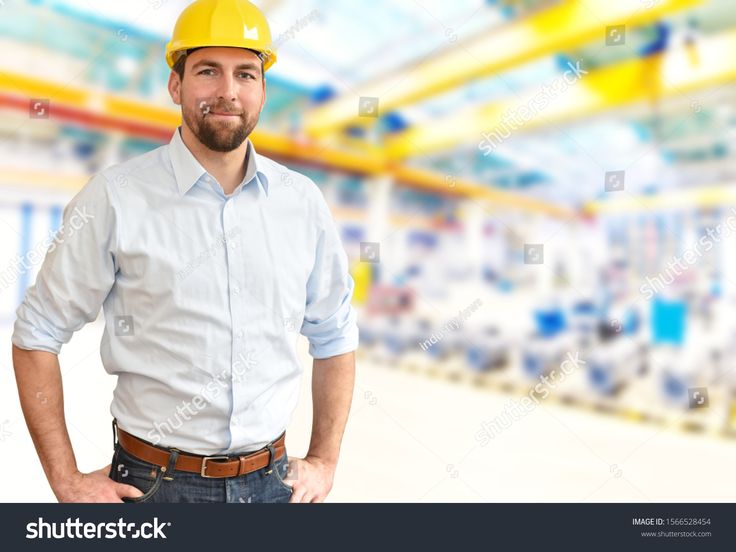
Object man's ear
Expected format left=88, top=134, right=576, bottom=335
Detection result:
left=168, top=71, right=182, bottom=106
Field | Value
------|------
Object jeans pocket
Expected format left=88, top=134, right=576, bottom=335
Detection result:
left=112, top=445, right=165, bottom=503
left=272, top=452, right=294, bottom=493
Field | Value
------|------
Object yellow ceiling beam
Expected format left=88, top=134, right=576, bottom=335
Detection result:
left=391, top=164, right=576, bottom=219
left=303, top=0, right=700, bottom=138
left=0, top=167, right=87, bottom=192
left=386, top=28, right=736, bottom=159
left=0, top=72, right=181, bottom=130
left=249, top=132, right=386, bottom=174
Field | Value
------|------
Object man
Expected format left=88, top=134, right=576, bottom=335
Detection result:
left=11, top=0, right=358, bottom=503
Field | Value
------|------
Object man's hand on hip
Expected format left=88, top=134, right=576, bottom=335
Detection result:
left=286, top=455, right=336, bottom=503
left=54, top=464, right=144, bottom=503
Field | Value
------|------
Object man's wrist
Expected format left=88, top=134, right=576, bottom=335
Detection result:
left=50, top=467, right=83, bottom=497
left=304, top=452, right=338, bottom=469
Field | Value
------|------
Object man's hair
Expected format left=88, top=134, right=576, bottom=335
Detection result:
left=172, top=48, right=265, bottom=80
left=172, top=51, right=189, bottom=80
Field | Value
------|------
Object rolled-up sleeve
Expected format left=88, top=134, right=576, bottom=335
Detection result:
left=12, top=174, right=118, bottom=354
left=300, top=195, right=359, bottom=359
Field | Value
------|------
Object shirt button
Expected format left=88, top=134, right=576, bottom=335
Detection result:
left=232, top=285, right=240, bottom=295
left=236, top=330, right=244, bottom=339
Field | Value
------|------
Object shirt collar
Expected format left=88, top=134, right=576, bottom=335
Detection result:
left=169, top=127, right=269, bottom=198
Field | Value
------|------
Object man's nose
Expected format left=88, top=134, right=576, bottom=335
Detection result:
left=215, top=73, right=236, bottom=101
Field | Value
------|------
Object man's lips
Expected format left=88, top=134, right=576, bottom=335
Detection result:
left=208, top=111, right=242, bottom=117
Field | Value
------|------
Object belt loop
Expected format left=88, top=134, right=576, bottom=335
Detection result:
left=163, top=449, right=180, bottom=481
left=264, top=443, right=275, bottom=475
left=111, top=418, right=119, bottom=447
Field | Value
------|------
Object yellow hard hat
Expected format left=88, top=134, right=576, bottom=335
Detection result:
left=165, top=0, right=277, bottom=72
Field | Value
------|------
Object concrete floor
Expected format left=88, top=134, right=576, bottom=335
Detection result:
left=2, top=319, right=735, bottom=502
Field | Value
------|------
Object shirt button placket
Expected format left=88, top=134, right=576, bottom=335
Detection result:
left=223, top=198, right=246, bottom=439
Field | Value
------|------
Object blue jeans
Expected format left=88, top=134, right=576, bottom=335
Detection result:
left=108, top=437, right=294, bottom=503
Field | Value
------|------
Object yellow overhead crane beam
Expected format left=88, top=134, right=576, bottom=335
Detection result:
left=0, top=167, right=87, bottom=192
left=386, top=28, right=736, bottom=159
left=0, top=71, right=576, bottom=219
left=303, top=0, right=700, bottom=138
left=389, top=164, right=574, bottom=217
left=0, top=72, right=181, bottom=139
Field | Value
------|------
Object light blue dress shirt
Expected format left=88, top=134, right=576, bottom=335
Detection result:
left=12, top=127, right=359, bottom=455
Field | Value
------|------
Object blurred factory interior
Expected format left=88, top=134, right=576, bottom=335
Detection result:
left=3, top=0, right=736, bottom=501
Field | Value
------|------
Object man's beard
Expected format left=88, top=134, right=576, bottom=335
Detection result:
left=182, top=96, right=259, bottom=153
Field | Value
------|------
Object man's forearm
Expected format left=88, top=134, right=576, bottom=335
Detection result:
left=12, top=344, right=79, bottom=497
left=307, top=350, right=355, bottom=466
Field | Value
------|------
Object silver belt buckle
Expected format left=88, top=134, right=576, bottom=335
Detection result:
left=200, top=455, right=229, bottom=478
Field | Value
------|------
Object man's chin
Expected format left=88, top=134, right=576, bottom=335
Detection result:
left=202, top=118, right=244, bottom=133
left=204, top=137, right=247, bottom=152
left=205, top=142, right=244, bottom=153
left=197, top=129, right=248, bottom=151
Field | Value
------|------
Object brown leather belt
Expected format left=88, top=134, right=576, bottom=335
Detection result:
left=117, top=426, right=286, bottom=478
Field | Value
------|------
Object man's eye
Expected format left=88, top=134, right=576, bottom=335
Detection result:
left=198, top=69, right=215, bottom=75
left=238, top=72, right=257, bottom=79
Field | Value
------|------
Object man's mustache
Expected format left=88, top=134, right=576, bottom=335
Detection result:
left=198, top=101, right=244, bottom=116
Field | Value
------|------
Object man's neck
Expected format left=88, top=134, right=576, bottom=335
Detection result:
left=180, top=124, right=247, bottom=195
